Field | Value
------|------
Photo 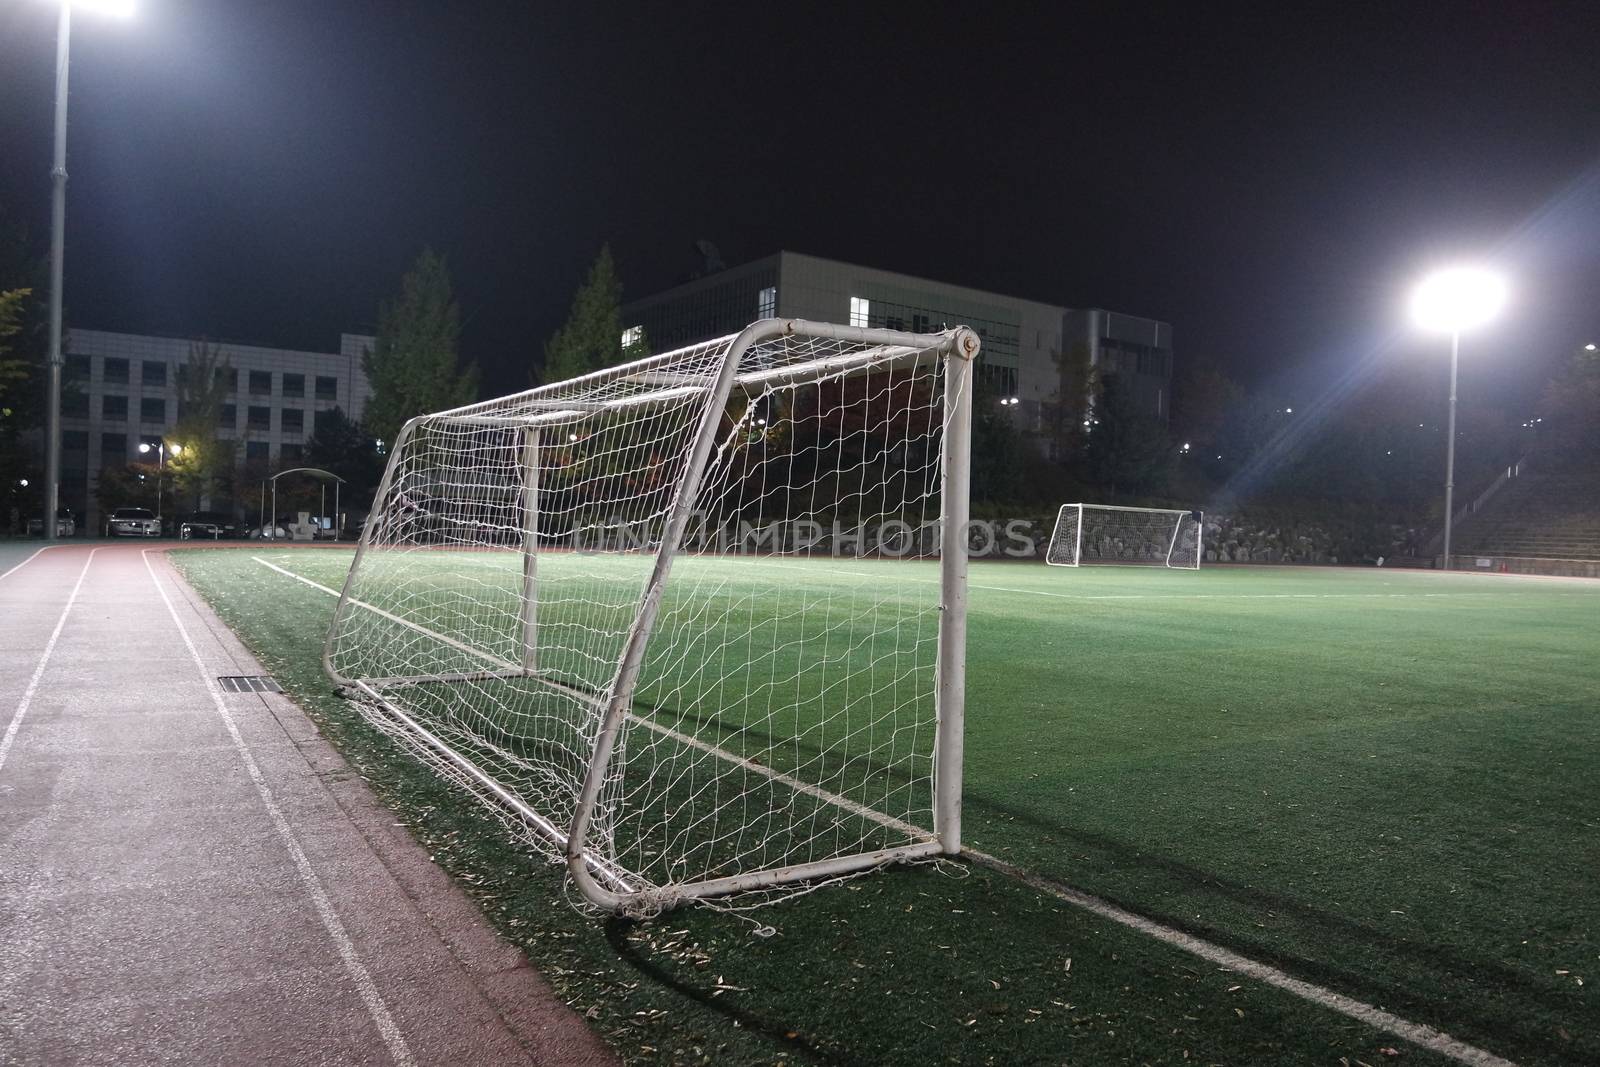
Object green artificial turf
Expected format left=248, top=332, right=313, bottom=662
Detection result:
left=171, top=546, right=1598, bottom=1065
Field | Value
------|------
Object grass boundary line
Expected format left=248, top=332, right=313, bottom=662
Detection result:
left=144, top=550, right=416, bottom=1067
left=964, top=848, right=1517, bottom=1067
left=242, top=549, right=1522, bottom=1067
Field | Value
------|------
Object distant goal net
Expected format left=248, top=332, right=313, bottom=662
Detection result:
left=1046, top=503, right=1204, bottom=569
left=324, top=318, right=978, bottom=914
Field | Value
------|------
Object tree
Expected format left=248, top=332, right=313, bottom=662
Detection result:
left=306, top=405, right=385, bottom=507
left=94, top=462, right=162, bottom=517
left=167, top=339, right=237, bottom=513
left=1541, top=345, right=1600, bottom=459
left=1084, top=374, right=1173, bottom=499
left=1043, top=340, right=1096, bottom=464
left=538, top=245, right=648, bottom=384
left=362, top=249, right=479, bottom=445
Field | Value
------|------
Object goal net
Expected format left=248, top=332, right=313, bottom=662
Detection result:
left=1046, top=503, right=1204, bottom=568
left=324, top=318, right=978, bottom=914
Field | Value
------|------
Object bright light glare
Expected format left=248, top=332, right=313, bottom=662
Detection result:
left=169, top=443, right=182, bottom=455
left=52, top=0, right=137, bottom=17
left=138, top=443, right=151, bottom=453
left=1410, top=267, right=1507, bottom=334
left=1586, top=343, right=1597, bottom=351
left=19, top=478, right=29, bottom=487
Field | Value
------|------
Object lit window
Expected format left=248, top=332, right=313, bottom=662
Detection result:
left=757, top=286, right=777, bottom=320
left=849, top=296, right=870, bottom=328
left=621, top=325, right=644, bottom=349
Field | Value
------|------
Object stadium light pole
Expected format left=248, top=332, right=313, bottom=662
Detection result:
left=1409, top=267, right=1507, bottom=570
left=39, top=0, right=135, bottom=542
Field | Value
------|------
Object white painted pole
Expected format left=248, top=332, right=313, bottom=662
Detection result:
left=1074, top=503, right=1084, bottom=567
left=934, top=327, right=978, bottom=854
left=518, top=427, right=540, bottom=673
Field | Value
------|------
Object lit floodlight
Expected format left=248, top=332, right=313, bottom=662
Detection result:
left=1410, top=267, right=1506, bottom=334
left=19, top=478, right=29, bottom=487
left=169, top=443, right=182, bottom=455
left=1587, top=343, right=1597, bottom=351
left=138, top=442, right=151, bottom=453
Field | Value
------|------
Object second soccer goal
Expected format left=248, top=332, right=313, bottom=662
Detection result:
left=1046, top=503, right=1205, bottom=569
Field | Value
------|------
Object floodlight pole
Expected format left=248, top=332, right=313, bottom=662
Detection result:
left=42, top=2, right=71, bottom=541
left=1441, top=330, right=1459, bottom=570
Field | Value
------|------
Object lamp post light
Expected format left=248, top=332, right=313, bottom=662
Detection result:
left=1409, top=266, right=1507, bottom=570
left=38, top=0, right=135, bottom=542
left=138, top=440, right=179, bottom=528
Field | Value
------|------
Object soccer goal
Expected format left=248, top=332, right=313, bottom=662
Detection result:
left=324, top=318, right=978, bottom=914
left=1046, top=503, right=1205, bottom=568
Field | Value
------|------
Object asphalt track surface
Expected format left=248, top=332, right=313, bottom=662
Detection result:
left=0, top=543, right=614, bottom=1066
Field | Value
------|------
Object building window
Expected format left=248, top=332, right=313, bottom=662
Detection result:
left=247, top=405, right=271, bottom=431
left=142, top=360, right=167, bottom=387
left=249, top=370, right=273, bottom=396
left=103, top=357, right=129, bottom=384
left=281, top=443, right=304, bottom=464
left=66, top=354, right=90, bottom=381
left=62, top=390, right=90, bottom=418
left=102, top=395, right=128, bottom=421
left=315, top=375, right=338, bottom=401
left=100, top=432, right=126, bottom=460
left=281, top=408, right=304, bottom=433
left=912, top=313, right=930, bottom=333
left=849, top=296, right=870, bottom=328
left=62, top=430, right=89, bottom=451
left=215, top=367, right=236, bottom=393
left=620, top=325, right=644, bottom=349
left=246, top=440, right=270, bottom=463
left=757, top=286, right=777, bottom=320
left=140, top=397, right=166, bottom=423
left=220, top=403, right=237, bottom=430
left=282, top=373, right=305, bottom=398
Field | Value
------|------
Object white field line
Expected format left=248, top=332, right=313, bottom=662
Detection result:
left=248, top=555, right=1517, bottom=1067
left=965, top=848, right=1516, bottom=1067
left=0, top=543, right=71, bottom=583
left=768, top=560, right=1575, bottom=602
left=146, top=552, right=415, bottom=1067
left=0, top=548, right=97, bottom=777
left=250, top=556, right=929, bottom=844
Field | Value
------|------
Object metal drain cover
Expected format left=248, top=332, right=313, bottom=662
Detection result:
left=217, top=676, right=282, bottom=693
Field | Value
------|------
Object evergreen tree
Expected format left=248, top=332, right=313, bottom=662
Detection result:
left=539, top=245, right=648, bottom=384
left=363, top=249, right=479, bottom=445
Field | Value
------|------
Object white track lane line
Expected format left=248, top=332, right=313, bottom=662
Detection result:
left=252, top=552, right=1519, bottom=1066
left=0, top=548, right=97, bottom=777
left=0, top=543, right=69, bottom=584
left=143, top=551, right=415, bottom=1067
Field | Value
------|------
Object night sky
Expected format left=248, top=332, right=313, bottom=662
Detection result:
left=2, top=1, right=1598, bottom=408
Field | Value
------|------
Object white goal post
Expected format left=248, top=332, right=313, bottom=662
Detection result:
left=1046, top=503, right=1205, bottom=569
left=324, top=317, right=979, bottom=914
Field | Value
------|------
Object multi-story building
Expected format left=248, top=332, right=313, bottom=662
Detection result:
left=621, top=251, right=1173, bottom=443
left=56, top=328, right=374, bottom=533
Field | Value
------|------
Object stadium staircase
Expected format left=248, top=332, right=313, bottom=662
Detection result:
left=1453, top=462, right=1600, bottom=561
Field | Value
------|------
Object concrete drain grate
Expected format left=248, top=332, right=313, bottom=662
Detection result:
left=217, top=676, right=283, bottom=694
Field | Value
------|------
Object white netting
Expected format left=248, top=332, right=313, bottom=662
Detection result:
left=326, top=323, right=968, bottom=912
left=1045, top=504, right=1203, bottom=568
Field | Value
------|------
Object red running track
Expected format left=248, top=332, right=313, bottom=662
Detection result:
left=0, top=543, right=613, bottom=1066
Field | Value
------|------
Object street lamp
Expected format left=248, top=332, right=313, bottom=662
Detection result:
left=138, top=440, right=179, bottom=527
left=1409, top=266, right=1507, bottom=569
left=38, top=0, right=135, bottom=543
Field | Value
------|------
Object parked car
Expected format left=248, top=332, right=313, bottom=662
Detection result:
left=106, top=507, right=160, bottom=537
left=26, top=509, right=76, bottom=537
left=179, top=511, right=240, bottom=540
